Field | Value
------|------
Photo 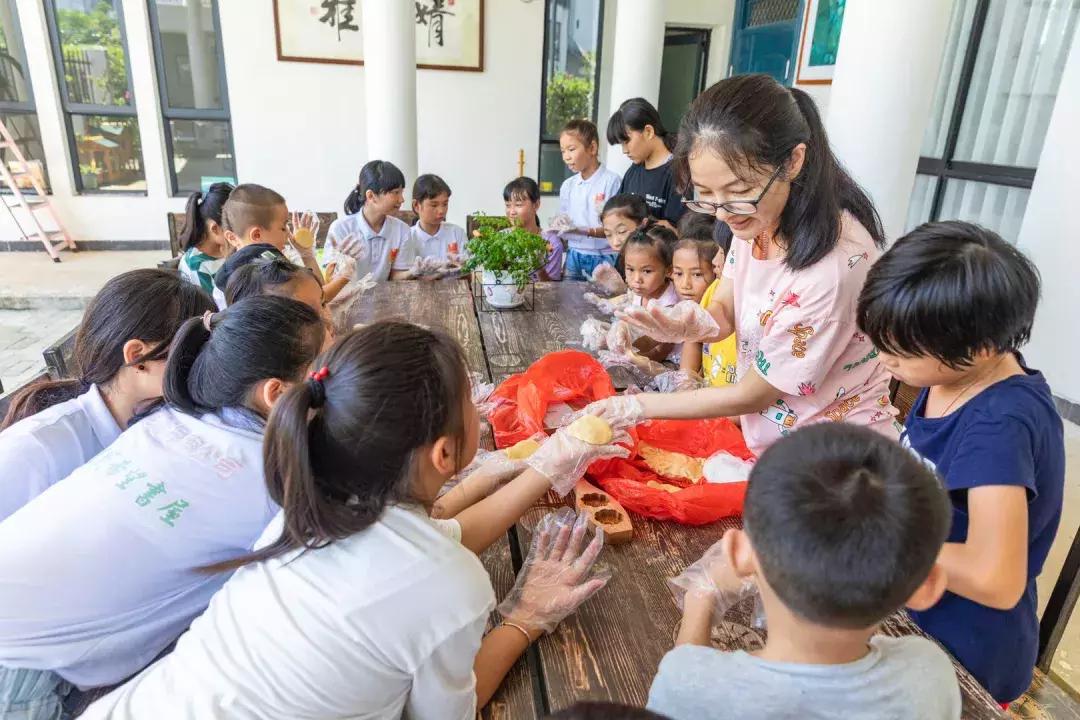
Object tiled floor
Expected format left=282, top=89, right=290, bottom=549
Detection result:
left=0, top=308, right=84, bottom=390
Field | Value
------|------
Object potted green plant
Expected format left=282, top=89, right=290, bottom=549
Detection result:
left=463, top=215, right=549, bottom=308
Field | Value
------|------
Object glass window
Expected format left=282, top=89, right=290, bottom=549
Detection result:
left=0, top=1, right=32, bottom=104
left=54, top=0, right=133, bottom=107
left=919, top=0, right=978, bottom=159
left=538, top=0, right=604, bottom=194
left=0, top=0, right=50, bottom=192
left=70, top=114, right=144, bottom=191
left=147, top=0, right=236, bottom=195
left=904, top=174, right=938, bottom=233
left=937, top=179, right=1029, bottom=244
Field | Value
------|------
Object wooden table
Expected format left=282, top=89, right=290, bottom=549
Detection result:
left=345, top=280, right=1004, bottom=720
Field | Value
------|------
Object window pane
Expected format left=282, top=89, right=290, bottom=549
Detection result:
left=152, top=0, right=224, bottom=110
left=71, top=113, right=145, bottom=191
left=55, top=0, right=133, bottom=107
left=542, top=0, right=601, bottom=139
left=0, top=0, right=32, bottom=103
left=0, top=113, right=49, bottom=192
left=538, top=142, right=571, bottom=195
left=937, top=179, right=1030, bottom=244
left=919, top=0, right=978, bottom=158
left=954, top=0, right=1080, bottom=167
left=169, top=118, right=235, bottom=193
left=904, top=174, right=938, bottom=233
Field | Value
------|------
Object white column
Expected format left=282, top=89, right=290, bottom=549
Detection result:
left=1016, top=26, right=1080, bottom=404
left=361, top=0, right=418, bottom=183
left=826, top=0, right=953, bottom=241
left=606, top=0, right=667, bottom=175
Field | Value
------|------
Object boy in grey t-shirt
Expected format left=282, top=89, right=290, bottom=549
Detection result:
left=648, top=424, right=962, bottom=720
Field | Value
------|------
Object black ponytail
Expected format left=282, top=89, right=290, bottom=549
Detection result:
left=2, top=270, right=215, bottom=429
left=177, top=182, right=234, bottom=252
left=163, top=295, right=324, bottom=417
left=674, top=74, right=885, bottom=271
left=205, top=321, right=469, bottom=573
left=606, top=97, right=675, bottom=152
left=344, top=160, right=407, bottom=215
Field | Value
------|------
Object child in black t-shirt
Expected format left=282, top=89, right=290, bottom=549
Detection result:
left=606, top=98, right=685, bottom=226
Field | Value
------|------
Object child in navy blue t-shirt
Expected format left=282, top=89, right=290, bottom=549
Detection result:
left=857, top=220, right=1065, bottom=704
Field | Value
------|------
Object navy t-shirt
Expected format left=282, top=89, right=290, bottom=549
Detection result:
left=904, top=362, right=1064, bottom=702
left=619, top=157, right=686, bottom=225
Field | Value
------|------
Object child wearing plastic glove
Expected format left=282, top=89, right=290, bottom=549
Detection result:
left=282, top=211, right=326, bottom=289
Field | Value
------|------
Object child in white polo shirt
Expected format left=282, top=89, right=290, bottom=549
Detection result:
left=324, top=160, right=418, bottom=282
left=557, top=119, right=622, bottom=281
left=410, top=173, right=466, bottom=261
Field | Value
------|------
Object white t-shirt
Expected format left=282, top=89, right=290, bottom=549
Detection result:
left=84, top=505, right=496, bottom=720
left=0, top=406, right=277, bottom=688
left=411, top=221, right=467, bottom=260
left=323, top=211, right=418, bottom=281
left=0, top=383, right=121, bottom=522
left=558, top=166, right=622, bottom=253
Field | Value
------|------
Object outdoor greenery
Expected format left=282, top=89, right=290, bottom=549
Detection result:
left=544, top=52, right=594, bottom=133
left=57, top=0, right=129, bottom=106
left=464, top=215, right=549, bottom=290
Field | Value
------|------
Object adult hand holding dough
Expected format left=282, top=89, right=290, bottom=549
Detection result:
left=525, top=422, right=630, bottom=496
left=576, top=395, right=646, bottom=431
left=616, top=299, right=721, bottom=344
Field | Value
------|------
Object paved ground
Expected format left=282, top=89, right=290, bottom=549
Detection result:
left=0, top=308, right=84, bottom=391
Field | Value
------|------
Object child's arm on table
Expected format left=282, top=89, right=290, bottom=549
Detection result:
left=681, top=342, right=704, bottom=374
left=676, top=590, right=716, bottom=647
left=634, top=337, right=675, bottom=363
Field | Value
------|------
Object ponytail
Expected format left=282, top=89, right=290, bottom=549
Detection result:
left=178, top=182, right=233, bottom=252
left=344, top=160, right=407, bottom=215
left=606, top=97, right=675, bottom=152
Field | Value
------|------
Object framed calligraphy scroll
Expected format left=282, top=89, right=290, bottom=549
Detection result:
left=272, top=0, right=484, bottom=72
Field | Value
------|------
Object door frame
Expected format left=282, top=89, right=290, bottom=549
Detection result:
left=663, top=26, right=712, bottom=98
left=729, top=0, right=805, bottom=84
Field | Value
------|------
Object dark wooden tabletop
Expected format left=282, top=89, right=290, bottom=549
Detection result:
left=342, top=279, right=1004, bottom=720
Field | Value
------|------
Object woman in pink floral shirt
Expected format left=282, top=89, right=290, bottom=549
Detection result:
left=592, top=74, right=900, bottom=456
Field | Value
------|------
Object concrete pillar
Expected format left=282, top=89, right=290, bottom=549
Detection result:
left=606, top=0, right=667, bottom=175
left=1016, top=26, right=1080, bottom=403
left=361, top=0, right=418, bottom=183
left=826, top=0, right=953, bottom=241
left=185, top=0, right=216, bottom=108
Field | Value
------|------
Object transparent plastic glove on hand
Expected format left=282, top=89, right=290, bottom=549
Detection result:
left=577, top=395, right=646, bottom=430
left=651, top=370, right=706, bottom=394
left=498, top=509, right=612, bottom=634
left=524, top=423, right=630, bottom=497
left=584, top=292, right=629, bottom=317
left=589, top=263, right=627, bottom=296
left=550, top=213, right=574, bottom=233
left=605, top=320, right=635, bottom=356
left=335, top=233, right=368, bottom=262
left=330, top=253, right=357, bottom=282
left=616, top=299, right=721, bottom=344
left=288, top=211, right=320, bottom=258
left=668, top=539, right=762, bottom=628
left=580, top=318, right=612, bottom=352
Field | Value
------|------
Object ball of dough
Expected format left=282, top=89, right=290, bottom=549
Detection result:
left=292, top=227, right=315, bottom=249
left=505, top=438, right=541, bottom=460
left=568, top=415, right=613, bottom=445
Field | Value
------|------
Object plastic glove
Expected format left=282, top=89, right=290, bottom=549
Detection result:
left=330, top=253, right=357, bottom=282
left=524, top=422, right=630, bottom=497
left=335, top=233, right=368, bottom=262
left=606, top=321, right=635, bottom=356
left=432, top=448, right=529, bottom=519
left=584, top=291, right=629, bottom=316
left=288, top=211, right=320, bottom=259
left=589, top=263, right=627, bottom=296
left=498, top=508, right=612, bottom=634
left=575, top=395, right=646, bottom=430
left=667, top=539, right=764, bottom=629
left=550, top=213, right=574, bottom=233
left=580, top=318, right=611, bottom=352
left=616, top=299, right=721, bottom=344
left=651, top=370, right=706, bottom=394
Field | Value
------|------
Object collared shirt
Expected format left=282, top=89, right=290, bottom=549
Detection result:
left=0, top=384, right=122, bottom=522
left=323, top=211, right=418, bottom=281
left=411, top=222, right=467, bottom=260
left=558, top=166, right=623, bottom=253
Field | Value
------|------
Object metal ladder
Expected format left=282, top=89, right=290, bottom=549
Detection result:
left=0, top=118, right=76, bottom=262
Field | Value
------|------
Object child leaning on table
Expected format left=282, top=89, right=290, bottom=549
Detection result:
left=857, top=221, right=1065, bottom=705
left=677, top=212, right=738, bottom=387
left=648, top=423, right=961, bottom=720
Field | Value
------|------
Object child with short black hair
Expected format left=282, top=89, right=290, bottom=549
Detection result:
left=504, top=176, right=563, bottom=281
left=557, top=119, right=623, bottom=280
left=224, top=255, right=324, bottom=315
left=599, top=193, right=649, bottom=281
left=607, top=98, right=684, bottom=226
left=177, top=182, right=232, bottom=293
left=648, top=423, right=961, bottom=719
left=411, top=173, right=466, bottom=261
left=857, top=220, right=1065, bottom=704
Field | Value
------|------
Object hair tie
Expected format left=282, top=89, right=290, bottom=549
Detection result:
left=201, top=310, right=215, bottom=332
left=307, top=366, right=330, bottom=408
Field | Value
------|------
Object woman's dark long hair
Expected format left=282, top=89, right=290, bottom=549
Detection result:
left=674, top=74, right=884, bottom=271
left=178, top=182, right=233, bottom=252
left=1, top=270, right=215, bottom=429
left=606, top=97, right=676, bottom=152
left=163, top=296, right=324, bottom=417
left=205, top=321, right=469, bottom=573
left=344, top=160, right=406, bottom=215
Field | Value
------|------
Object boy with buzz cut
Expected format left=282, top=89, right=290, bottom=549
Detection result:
left=648, top=423, right=961, bottom=720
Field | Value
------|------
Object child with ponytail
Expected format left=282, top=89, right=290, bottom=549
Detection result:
left=86, top=322, right=626, bottom=719
left=0, top=269, right=214, bottom=521
left=607, top=98, right=685, bottom=226
left=177, top=182, right=233, bottom=293
left=0, top=297, right=325, bottom=716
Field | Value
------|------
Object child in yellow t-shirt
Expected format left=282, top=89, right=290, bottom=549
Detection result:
left=676, top=213, right=737, bottom=386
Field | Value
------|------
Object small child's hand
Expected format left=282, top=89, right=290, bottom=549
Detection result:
left=335, top=234, right=367, bottom=262
left=590, top=263, right=627, bottom=296
left=330, top=254, right=357, bottom=282
left=289, top=211, right=320, bottom=258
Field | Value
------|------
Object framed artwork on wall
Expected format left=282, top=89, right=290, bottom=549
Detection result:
left=795, top=0, right=846, bottom=84
left=272, top=0, right=484, bottom=72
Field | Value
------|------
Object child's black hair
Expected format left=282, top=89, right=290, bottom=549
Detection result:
left=676, top=211, right=716, bottom=243
left=606, top=97, right=675, bottom=152
left=857, top=221, right=1040, bottom=370
left=224, top=256, right=318, bottom=306
left=674, top=74, right=884, bottom=271
left=503, top=176, right=540, bottom=204
left=213, top=244, right=287, bottom=294
left=345, top=160, right=407, bottom=215
left=163, top=295, right=325, bottom=418
left=623, top=220, right=676, bottom=268
left=561, top=118, right=600, bottom=152
left=412, top=173, right=452, bottom=203
left=601, top=193, right=649, bottom=225
left=712, top=219, right=733, bottom=256
left=221, top=183, right=286, bottom=243
left=2, top=269, right=215, bottom=429
left=547, top=702, right=672, bottom=720
left=205, top=321, right=469, bottom=573
left=178, top=182, right=233, bottom=251
left=673, top=236, right=719, bottom=269
left=745, top=423, right=951, bottom=629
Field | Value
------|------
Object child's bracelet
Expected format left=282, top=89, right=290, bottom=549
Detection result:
left=501, top=620, right=535, bottom=645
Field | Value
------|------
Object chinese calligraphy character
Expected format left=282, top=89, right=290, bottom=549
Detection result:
left=415, top=0, right=454, bottom=48
left=136, top=482, right=167, bottom=507
left=158, top=499, right=190, bottom=528
left=319, top=0, right=359, bottom=42
left=115, top=469, right=147, bottom=491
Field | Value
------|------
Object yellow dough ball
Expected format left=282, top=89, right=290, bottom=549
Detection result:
left=505, top=438, right=541, bottom=460
left=568, top=415, right=614, bottom=445
left=292, top=227, right=315, bottom=249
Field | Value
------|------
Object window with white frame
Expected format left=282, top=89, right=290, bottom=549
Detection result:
left=0, top=0, right=50, bottom=192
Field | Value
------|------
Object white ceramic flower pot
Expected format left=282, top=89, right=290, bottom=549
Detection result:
left=481, top=269, right=525, bottom=309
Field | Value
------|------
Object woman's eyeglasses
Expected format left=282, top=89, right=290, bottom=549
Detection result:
left=682, top=163, right=786, bottom=216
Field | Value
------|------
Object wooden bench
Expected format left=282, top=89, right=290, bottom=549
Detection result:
left=42, top=327, right=77, bottom=380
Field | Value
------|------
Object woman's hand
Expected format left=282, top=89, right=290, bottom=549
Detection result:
left=498, top=509, right=612, bottom=634
left=576, top=395, right=647, bottom=429
left=616, top=300, right=721, bottom=344
left=524, top=425, right=630, bottom=496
